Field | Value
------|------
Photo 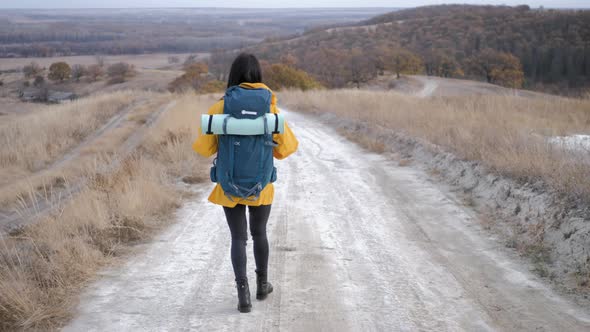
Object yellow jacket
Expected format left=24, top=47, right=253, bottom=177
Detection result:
left=192, top=83, right=299, bottom=207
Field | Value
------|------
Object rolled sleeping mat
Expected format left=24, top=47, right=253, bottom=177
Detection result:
left=201, top=113, right=285, bottom=135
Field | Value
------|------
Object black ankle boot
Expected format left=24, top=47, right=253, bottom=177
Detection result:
left=255, top=270, right=274, bottom=300
left=236, top=279, right=252, bottom=313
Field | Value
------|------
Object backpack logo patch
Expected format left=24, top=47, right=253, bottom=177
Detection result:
left=241, top=110, right=257, bottom=116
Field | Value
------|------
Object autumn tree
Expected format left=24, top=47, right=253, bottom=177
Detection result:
left=467, top=49, right=524, bottom=88
left=279, top=54, right=298, bottom=67
left=424, top=51, right=463, bottom=77
left=262, top=63, right=323, bottom=91
left=200, top=80, right=226, bottom=93
left=381, top=48, right=423, bottom=79
left=168, top=62, right=211, bottom=92
left=48, top=62, right=71, bottom=82
left=169, top=61, right=226, bottom=94
left=490, top=67, right=525, bottom=89
left=367, top=46, right=422, bottom=79
left=23, top=62, right=43, bottom=79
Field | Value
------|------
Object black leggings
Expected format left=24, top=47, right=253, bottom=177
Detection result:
left=223, top=204, right=272, bottom=282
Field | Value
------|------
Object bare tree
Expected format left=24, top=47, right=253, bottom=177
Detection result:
left=33, top=75, right=45, bottom=87
left=107, top=62, right=137, bottom=84
left=183, top=54, right=199, bottom=68
left=349, top=48, right=377, bottom=89
left=23, top=62, right=43, bottom=79
left=95, top=55, right=106, bottom=68
left=87, top=64, right=105, bottom=82
left=71, top=64, right=88, bottom=82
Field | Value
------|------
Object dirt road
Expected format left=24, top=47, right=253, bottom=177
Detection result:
left=64, top=110, right=590, bottom=331
left=415, top=77, right=439, bottom=97
left=411, top=75, right=544, bottom=98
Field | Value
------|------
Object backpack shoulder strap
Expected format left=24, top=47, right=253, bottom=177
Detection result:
left=272, top=113, right=279, bottom=134
left=206, top=115, right=214, bottom=135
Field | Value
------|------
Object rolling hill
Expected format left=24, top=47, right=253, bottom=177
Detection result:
left=233, top=5, right=590, bottom=93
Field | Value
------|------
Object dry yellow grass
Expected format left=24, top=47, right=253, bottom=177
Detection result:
left=141, top=93, right=219, bottom=180
left=0, top=92, right=213, bottom=330
left=336, top=127, right=386, bottom=153
left=0, top=156, right=180, bottom=330
left=0, top=92, right=137, bottom=177
left=280, top=89, right=590, bottom=198
left=0, top=93, right=177, bottom=210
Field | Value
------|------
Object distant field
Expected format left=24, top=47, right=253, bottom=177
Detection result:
left=0, top=53, right=204, bottom=116
left=0, top=53, right=205, bottom=71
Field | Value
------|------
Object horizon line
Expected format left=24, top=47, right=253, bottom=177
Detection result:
left=1, top=5, right=588, bottom=10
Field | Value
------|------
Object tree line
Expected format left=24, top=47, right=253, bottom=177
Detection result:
left=21, top=58, right=137, bottom=87
left=168, top=55, right=323, bottom=94
left=0, top=36, right=258, bottom=58
left=223, top=42, right=524, bottom=89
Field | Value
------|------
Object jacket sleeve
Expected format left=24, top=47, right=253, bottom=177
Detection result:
left=192, top=101, right=222, bottom=158
left=272, top=106, right=299, bottom=160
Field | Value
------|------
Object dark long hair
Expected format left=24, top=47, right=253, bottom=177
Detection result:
left=227, top=53, right=262, bottom=88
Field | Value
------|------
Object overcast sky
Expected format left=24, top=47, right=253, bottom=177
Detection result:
left=0, top=0, right=587, bottom=9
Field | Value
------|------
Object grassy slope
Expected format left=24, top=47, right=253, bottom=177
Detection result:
left=0, top=93, right=213, bottom=330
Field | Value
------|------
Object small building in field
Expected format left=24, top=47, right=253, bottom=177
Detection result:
left=48, top=91, right=77, bottom=103
left=19, top=88, right=77, bottom=103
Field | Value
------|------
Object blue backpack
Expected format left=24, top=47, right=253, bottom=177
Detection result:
left=209, top=86, right=278, bottom=200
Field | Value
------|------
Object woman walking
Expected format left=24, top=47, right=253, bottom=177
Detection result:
left=192, top=53, right=298, bottom=313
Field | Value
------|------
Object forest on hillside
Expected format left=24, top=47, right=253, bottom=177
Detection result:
left=231, top=5, right=590, bottom=93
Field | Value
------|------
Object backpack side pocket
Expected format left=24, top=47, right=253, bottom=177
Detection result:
left=210, top=158, right=218, bottom=183
left=270, top=166, right=277, bottom=183
left=210, top=165, right=217, bottom=182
